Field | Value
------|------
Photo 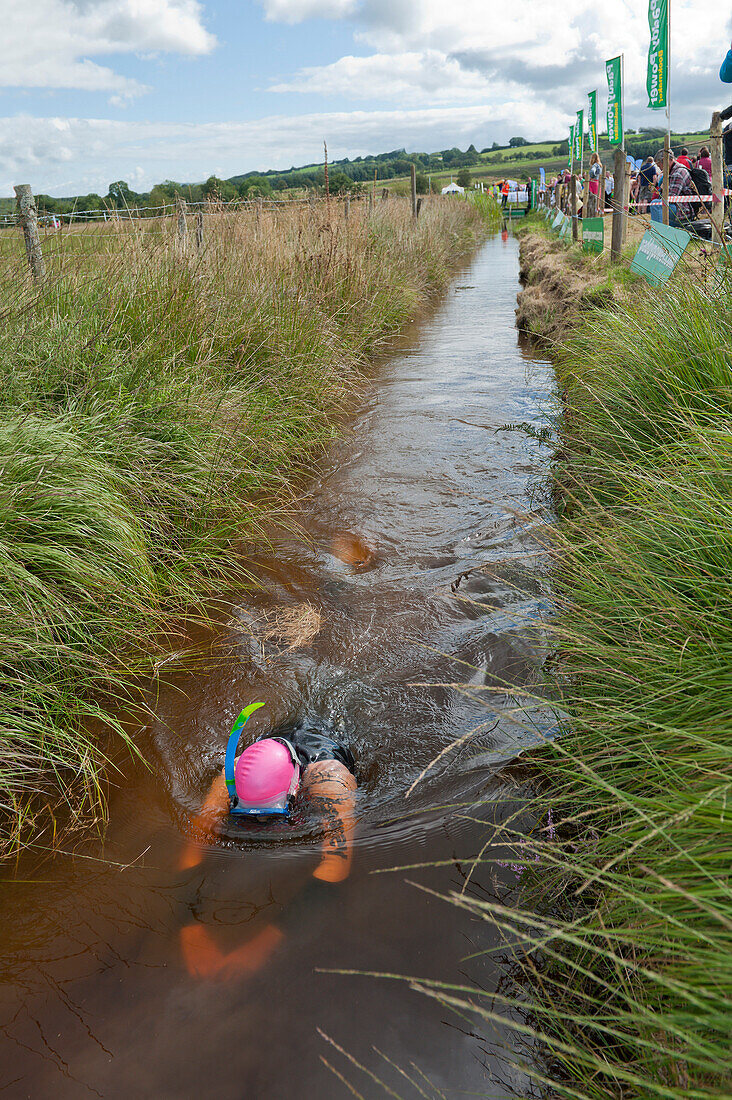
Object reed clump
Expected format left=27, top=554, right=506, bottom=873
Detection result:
left=0, top=196, right=486, bottom=853
left=509, top=275, right=732, bottom=1096
left=412, top=261, right=732, bottom=1098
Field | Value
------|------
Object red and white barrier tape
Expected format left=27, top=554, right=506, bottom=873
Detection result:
left=648, top=189, right=732, bottom=204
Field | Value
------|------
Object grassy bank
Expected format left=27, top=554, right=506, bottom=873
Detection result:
left=0, top=196, right=489, bottom=854
left=498, top=239, right=732, bottom=1095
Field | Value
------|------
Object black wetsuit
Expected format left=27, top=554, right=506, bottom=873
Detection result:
left=258, top=720, right=356, bottom=776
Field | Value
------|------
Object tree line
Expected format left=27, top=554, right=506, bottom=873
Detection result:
left=2, top=128, right=707, bottom=217
left=3, top=144, right=509, bottom=216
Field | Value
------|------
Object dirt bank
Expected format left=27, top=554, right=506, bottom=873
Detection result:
left=515, top=230, right=618, bottom=345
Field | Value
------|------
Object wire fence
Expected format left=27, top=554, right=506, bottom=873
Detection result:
left=0, top=192, right=368, bottom=229
left=534, top=184, right=732, bottom=296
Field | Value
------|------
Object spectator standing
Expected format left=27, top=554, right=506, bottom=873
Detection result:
left=629, top=169, right=640, bottom=211
left=676, top=148, right=692, bottom=169
left=654, top=148, right=693, bottom=225
left=638, top=155, right=658, bottom=214
left=698, top=146, right=713, bottom=176
left=605, top=171, right=614, bottom=210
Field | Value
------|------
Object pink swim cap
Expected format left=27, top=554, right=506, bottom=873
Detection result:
left=234, top=738, right=300, bottom=809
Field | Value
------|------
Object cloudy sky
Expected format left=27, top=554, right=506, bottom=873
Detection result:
left=0, top=0, right=729, bottom=196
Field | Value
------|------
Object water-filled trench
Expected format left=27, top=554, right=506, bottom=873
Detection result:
left=0, top=233, right=554, bottom=1098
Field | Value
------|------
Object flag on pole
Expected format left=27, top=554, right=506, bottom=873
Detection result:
left=606, top=56, right=623, bottom=145
left=568, top=123, right=575, bottom=167
left=588, top=90, right=598, bottom=153
left=574, top=110, right=584, bottom=163
left=646, top=0, right=668, bottom=109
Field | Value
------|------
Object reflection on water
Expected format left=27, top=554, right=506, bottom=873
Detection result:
left=0, top=233, right=554, bottom=1098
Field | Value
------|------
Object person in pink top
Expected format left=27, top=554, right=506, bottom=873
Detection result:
left=698, top=146, right=713, bottom=176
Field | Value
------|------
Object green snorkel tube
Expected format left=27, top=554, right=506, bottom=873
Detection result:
left=224, top=702, right=266, bottom=809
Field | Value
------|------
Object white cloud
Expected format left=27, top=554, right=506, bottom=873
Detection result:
left=0, top=104, right=567, bottom=195
left=261, top=0, right=357, bottom=23
left=263, top=0, right=730, bottom=126
left=0, top=0, right=216, bottom=101
left=270, top=50, right=491, bottom=104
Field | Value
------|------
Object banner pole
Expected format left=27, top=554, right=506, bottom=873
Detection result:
left=666, top=0, right=671, bottom=140
left=621, top=52, right=626, bottom=154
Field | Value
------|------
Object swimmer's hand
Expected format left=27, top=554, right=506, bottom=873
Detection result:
left=303, top=761, right=357, bottom=883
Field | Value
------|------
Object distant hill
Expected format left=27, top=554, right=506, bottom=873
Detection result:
left=226, top=145, right=489, bottom=191
left=0, top=126, right=711, bottom=215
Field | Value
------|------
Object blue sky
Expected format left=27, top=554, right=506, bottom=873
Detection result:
left=0, top=0, right=728, bottom=196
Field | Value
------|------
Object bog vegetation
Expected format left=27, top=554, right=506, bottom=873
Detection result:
left=432, top=254, right=732, bottom=1098
left=0, top=196, right=489, bottom=853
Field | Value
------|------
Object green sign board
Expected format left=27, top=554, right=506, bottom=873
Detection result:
left=582, top=217, right=604, bottom=253
left=647, top=0, right=668, bottom=110
left=631, top=222, right=690, bottom=286
left=606, top=55, right=623, bottom=146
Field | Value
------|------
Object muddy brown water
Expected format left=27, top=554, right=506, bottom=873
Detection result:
left=0, top=234, right=555, bottom=1099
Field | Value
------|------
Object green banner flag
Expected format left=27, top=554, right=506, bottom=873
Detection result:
left=647, top=0, right=668, bottom=109
left=568, top=123, right=575, bottom=167
left=574, top=110, right=584, bottom=163
left=588, top=90, right=598, bottom=153
left=606, top=56, right=623, bottom=146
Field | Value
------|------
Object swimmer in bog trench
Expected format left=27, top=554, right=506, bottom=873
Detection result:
left=178, top=702, right=357, bottom=979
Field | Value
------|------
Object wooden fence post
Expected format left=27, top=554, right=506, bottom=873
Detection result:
left=411, top=164, right=417, bottom=220
left=571, top=175, right=578, bottom=241
left=416, top=197, right=423, bottom=218
left=710, top=111, right=725, bottom=247
left=623, top=158, right=631, bottom=243
left=13, top=185, right=45, bottom=282
left=176, top=197, right=188, bottom=251
left=662, top=133, right=670, bottom=227
left=344, top=193, right=350, bottom=225
left=610, top=146, right=626, bottom=261
left=381, top=188, right=389, bottom=202
left=582, top=173, right=590, bottom=219
left=195, top=211, right=204, bottom=251
left=369, top=189, right=374, bottom=215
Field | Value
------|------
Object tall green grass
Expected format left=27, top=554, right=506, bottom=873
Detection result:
left=0, top=197, right=487, bottom=853
left=426, top=272, right=732, bottom=1096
